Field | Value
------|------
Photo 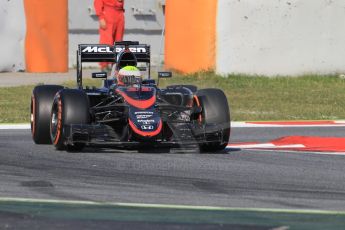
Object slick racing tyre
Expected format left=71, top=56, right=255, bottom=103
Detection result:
left=50, top=89, right=90, bottom=151
left=196, top=88, right=230, bottom=152
left=31, top=85, right=64, bottom=144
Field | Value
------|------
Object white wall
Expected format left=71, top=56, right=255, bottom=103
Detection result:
left=217, top=0, right=345, bottom=76
left=0, top=0, right=26, bottom=72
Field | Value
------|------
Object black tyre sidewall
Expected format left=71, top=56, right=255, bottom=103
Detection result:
left=51, top=89, right=90, bottom=150
left=196, top=88, right=231, bottom=152
left=31, top=85, right=64, bottom=144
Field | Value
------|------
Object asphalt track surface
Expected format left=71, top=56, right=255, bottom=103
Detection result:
left=1, top=126, right=345, bottom=229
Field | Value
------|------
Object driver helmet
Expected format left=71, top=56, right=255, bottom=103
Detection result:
left=117, top=66, right=141, bottom=86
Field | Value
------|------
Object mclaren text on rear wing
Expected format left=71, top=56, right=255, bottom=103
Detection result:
left=78, top=43, right=150, bottom=63
left=76, top=41, right=151, bottom=89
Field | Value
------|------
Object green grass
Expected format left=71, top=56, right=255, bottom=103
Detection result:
left=159, top=72, right=345, bottom=121
left=0, top=85, right=34, bottom=123
left=1, top=73, right=345, bottom=123
left=0, top=79, right=100, bottom=124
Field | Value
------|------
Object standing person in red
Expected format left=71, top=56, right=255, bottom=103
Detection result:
left=94, top=0, right=125, bottom=71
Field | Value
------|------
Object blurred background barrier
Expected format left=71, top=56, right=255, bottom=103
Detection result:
left=1, top=0, right=345, bottom=75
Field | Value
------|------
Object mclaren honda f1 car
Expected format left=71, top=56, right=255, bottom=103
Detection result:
left=31, top=41, right=231, bottom=152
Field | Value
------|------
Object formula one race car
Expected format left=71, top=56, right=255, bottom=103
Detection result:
left=31, top=41, right=230, bottom=152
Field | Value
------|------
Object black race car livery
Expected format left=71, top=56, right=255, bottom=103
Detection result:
left=31, top=41, right=231, bottom=152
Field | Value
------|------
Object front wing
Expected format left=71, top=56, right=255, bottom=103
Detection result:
left=63, top=122, right=224, bottom=148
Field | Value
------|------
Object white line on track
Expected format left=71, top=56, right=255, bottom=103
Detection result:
left=227, top=143, right=305, bottom=149
left=230, top=148, right=345, bottom=156
left=0, top=124, right=30, bottom=129
left=0, top=197, right=344, bottom=215
left=231, top=122, right=345, bottom=128
left=2, top=122, right=345, bottom=129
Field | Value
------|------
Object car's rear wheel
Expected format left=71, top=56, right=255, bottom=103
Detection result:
left=196, top=88, right=231, bottom=152
left=31, top=85, right=64, bottom=144
left=50, top=89, right=90, bottom=151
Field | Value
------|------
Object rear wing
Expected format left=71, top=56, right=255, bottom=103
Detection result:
left=76, top=41, right=150, bottom=88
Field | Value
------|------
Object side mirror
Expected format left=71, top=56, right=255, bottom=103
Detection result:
left=158, top=71, right=172, bottom=78
left=92, top=72, right=107, bottom=79
left=142, top=79, right=156, bottom=85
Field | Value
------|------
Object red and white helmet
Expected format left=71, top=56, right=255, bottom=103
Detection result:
left=117, top=66, right=141, bottom=85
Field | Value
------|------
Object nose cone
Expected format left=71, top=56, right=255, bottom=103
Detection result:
left=128, top=117, right=162, bottom=138
left=128, top=106, right=162, bottom=138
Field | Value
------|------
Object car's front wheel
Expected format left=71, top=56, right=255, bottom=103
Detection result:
left=50, top=89, right=90, bottom=151
left=196, top=88, right=231, bottom=152
left=31, top=85, right=64, bottom=144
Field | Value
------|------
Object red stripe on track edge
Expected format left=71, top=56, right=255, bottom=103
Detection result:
left=245, top=120, right=345, bottom=126
left=228, top=136, right=345, bottom=152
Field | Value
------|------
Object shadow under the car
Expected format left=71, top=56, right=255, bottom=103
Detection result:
left=70, top=145, right=234, bottom=154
